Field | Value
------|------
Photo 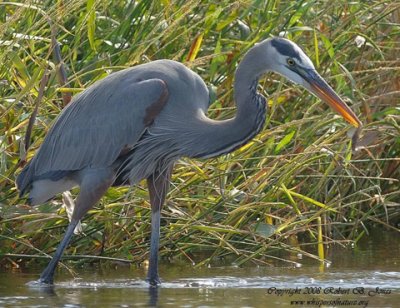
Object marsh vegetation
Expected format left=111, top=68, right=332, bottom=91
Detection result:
left=0, top=1, right=399, bottom=273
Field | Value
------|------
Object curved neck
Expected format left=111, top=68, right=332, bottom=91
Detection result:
left=189, top=47, right=269, bottom=159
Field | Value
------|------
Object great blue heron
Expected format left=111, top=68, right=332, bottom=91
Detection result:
left=16, top=37, right=361, bottom=286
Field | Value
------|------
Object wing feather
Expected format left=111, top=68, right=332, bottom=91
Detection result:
left=17, top=70, right=168, bottom=193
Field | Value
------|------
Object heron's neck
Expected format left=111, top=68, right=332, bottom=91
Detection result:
left=191, top=53, right=268, bottom=159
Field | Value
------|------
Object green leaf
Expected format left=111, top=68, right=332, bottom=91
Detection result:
left=275, top=130, right=296, bottom=153
left=209, top=34, right=223, bottom=80
left=319, top=33, right=334, bottom=59
left=252, top=222, right=276, bottom=238
left=87, top=0, right=96, bottom=51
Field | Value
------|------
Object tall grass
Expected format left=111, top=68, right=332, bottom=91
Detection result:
left=0, top=0, right=399, bottom=271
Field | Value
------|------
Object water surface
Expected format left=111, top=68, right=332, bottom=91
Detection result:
left=1, top=229, right=399, bottom=307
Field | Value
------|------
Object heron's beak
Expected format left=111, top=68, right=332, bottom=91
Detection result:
left=301, top=69, right=362, bottom=128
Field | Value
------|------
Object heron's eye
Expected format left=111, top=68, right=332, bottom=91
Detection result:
left=287, top=58, right=295, bottom=66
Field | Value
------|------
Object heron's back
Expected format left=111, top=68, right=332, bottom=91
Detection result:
left=16, top=59, right=210, bottom=196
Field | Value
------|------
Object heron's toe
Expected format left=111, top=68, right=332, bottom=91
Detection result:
left=26, top=278, right=54, bottom=288
left=146, top=276, right=161, bottom=287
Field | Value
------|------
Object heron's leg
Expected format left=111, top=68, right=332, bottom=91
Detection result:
left=62, top=191, right=82, bottom=234
left=37, top=219, right=79, bottom=284
left=36, top=168, right=114, bottom=285
left=146, top=165, right=173, bottom=286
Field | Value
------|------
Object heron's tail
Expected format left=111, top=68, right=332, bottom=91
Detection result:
left=16, top=161, right=35, bottom=197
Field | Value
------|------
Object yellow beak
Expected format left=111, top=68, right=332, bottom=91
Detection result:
left=301, top=69, right=362, bottom=128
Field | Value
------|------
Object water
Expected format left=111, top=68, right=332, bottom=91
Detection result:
left=1, top=229, right=399, bottom=307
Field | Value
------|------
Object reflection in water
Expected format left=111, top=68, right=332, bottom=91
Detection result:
left=23, top=271, right=399, bottom=290
left=148, top=287, right=159, bottom=307
left=0, top=229, right=399, bottom=307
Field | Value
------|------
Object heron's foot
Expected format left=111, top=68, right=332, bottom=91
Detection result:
left=146, top=276, right=161, bottom=287
left=26, top=278, right=54, bottom=288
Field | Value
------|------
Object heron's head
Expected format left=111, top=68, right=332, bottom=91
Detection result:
left=262, top=37, right=362, bottom=128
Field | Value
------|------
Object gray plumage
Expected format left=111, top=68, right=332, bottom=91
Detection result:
left=270, top=37, right=302, bottom=61
left=16, top=37, right=361, bottom=286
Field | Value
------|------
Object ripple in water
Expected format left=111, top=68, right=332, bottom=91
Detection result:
left=52, top=271, right=400, bottom=290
